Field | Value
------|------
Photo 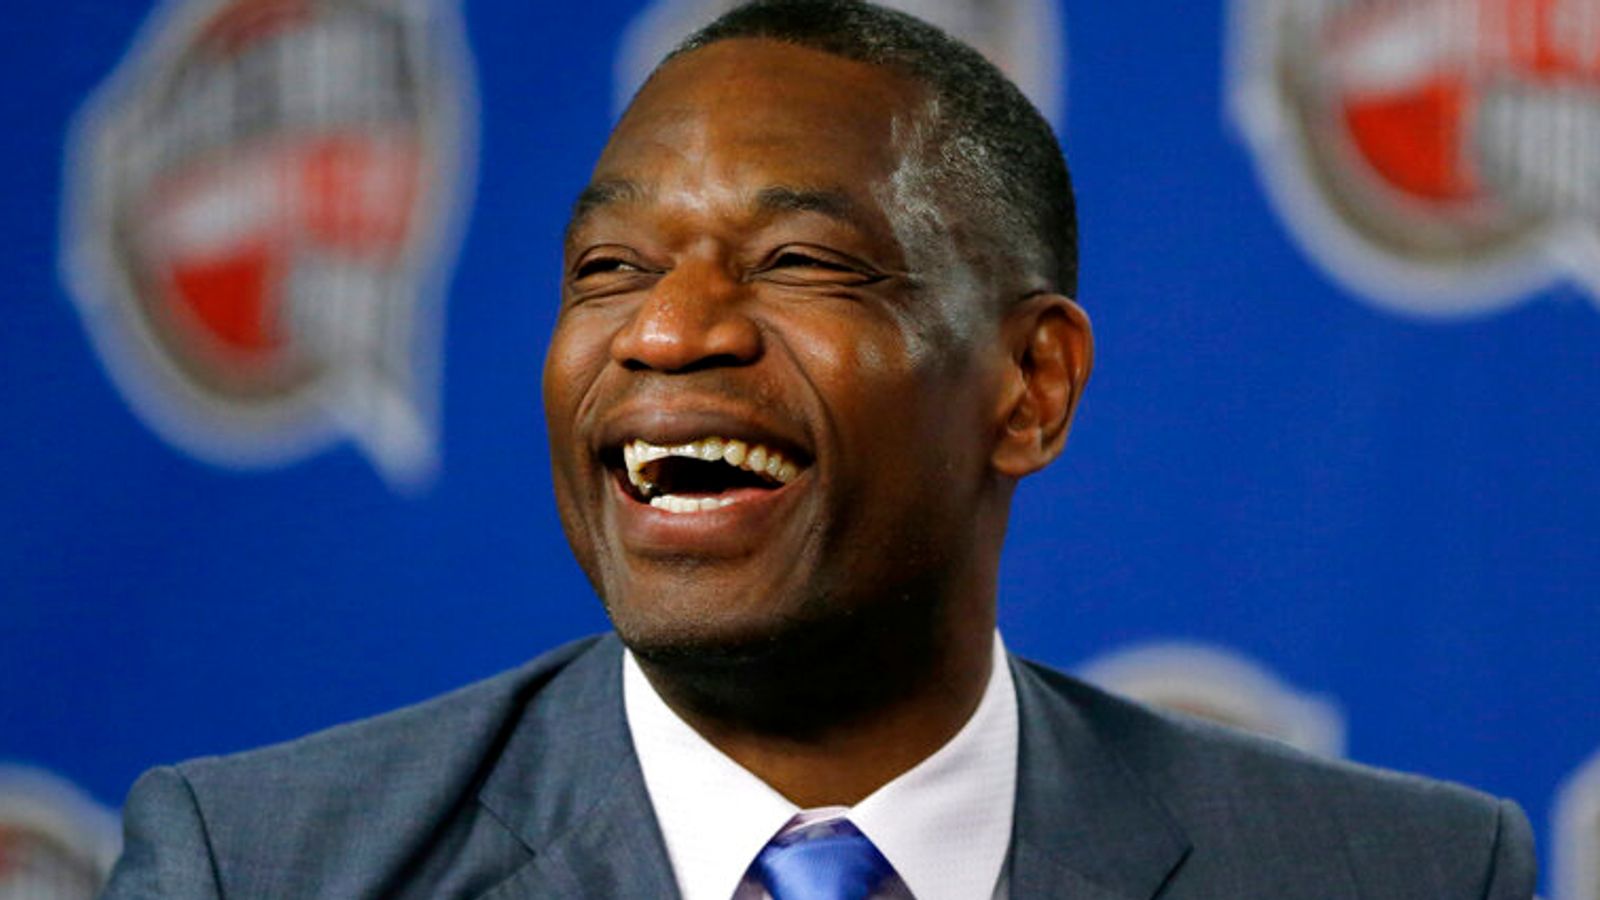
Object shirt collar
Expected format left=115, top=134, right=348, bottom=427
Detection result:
left=624, top=632, right=1018, bottom=900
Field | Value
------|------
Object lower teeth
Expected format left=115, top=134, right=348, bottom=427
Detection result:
left=649, top=495, right=736, bottom=513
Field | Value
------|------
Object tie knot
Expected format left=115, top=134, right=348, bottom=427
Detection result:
left=754, top=818, right=897, bottom=900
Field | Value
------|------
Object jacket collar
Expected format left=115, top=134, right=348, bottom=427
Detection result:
left=475, top=634, right=680, bottom=899
left=1008, top=656, right=1192, bottom=900
left=468, top=636, right=1191, bottom=900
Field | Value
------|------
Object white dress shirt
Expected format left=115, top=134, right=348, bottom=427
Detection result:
left=623, top=632, right=1018, bottom=900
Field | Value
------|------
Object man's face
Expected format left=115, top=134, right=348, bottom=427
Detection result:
left=544, top=39, right=1010, bottom=658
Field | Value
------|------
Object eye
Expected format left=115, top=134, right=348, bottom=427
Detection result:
left=771, top=251, right=854, bottom=272
left=756, top=247, right=883, bottom=286
left=567, top=247, right=660, bottom=302
left=573, top=254, right=644, bottom=279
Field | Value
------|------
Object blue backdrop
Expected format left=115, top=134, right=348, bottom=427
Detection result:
left=2, top=1, right=1596, bottom=895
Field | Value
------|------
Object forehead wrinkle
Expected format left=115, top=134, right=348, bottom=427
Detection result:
left=568, top=175, right=886, bottom=250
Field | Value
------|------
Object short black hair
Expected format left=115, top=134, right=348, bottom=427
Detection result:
left=667, top=0, right=1078, bottom=298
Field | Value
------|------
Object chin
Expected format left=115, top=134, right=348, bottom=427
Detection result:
left=607, top=576, right=946, bottom=734
left=592, top=550, right=824, bottom=659
left=604, top=586, right=806, bottom=669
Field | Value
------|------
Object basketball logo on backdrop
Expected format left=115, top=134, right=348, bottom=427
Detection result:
left=63, top=0, right=476, bottom=487
left=1230, top=0, right=1600, bottom=318
left=615, top=0, right=1067, bottom=128
left=1555, top=748, right=1600, bottom=900
left=1077, top=642, right=1347, bottom=758
left=0, top=766, right=120, bottom=899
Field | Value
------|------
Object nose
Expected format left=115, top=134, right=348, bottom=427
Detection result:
left=609, top=261, right=762, bottom=372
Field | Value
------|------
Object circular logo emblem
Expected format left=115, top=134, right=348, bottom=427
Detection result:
left=1078, top=641, right=1347, bottom=757
left=63, top=0, right=476, bottom=486
left=1231, top=0, right=1600, bottom=318
left=1556, top=747, right=1600, bottom=900
left=0, top=766, right=119, bottom=899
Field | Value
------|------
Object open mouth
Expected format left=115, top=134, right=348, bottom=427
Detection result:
left=609, top=437, right=806, bottom=513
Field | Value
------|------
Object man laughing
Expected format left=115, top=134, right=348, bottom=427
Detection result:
left=103, top=2, right=1535, bottom=898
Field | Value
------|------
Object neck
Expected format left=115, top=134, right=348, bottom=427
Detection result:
left=633, top=593, right=997, bottom=808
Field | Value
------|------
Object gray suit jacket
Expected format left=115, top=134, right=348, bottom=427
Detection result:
left=102, top=634, right=1535, bottom=898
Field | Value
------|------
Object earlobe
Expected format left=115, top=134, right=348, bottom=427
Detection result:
left=991, top=294, right=1093, bottom=477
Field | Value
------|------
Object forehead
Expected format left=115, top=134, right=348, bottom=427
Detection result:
left=588, top=39, right=926, bottom=213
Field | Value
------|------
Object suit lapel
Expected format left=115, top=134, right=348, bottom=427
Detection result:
left=459, top=640, right=1192, bottom=899
left=473, top=635, right=680, bottom=899
left=1007, top=656, right=1192, bottom=900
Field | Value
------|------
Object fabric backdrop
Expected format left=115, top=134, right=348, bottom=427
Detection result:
left=1, top=1, right=1595, bottom=896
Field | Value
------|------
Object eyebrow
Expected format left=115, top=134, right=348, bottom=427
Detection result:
left=563, top=180, right=865, bottom=244
left=566, top=178, right=647, bottom=242
left=752, top=185, right=858, bottom=223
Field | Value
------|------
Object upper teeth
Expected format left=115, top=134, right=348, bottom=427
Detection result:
left=623, top=436, right=801, bottom=498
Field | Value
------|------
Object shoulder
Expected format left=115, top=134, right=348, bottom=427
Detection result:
left=1011, top=656, right=1536, bottom=899
left=103, top=634, right=616, bottom=898
left=175, top=634, right=605, bottom=796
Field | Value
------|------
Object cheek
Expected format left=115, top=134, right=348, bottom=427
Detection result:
left=542, top=316, right=614, bottom=426
left=789, top=313, right=963, bottom=470
left=851, top=335, right=889, bottom=373
left=778, top=301, right=928, bottom=378
left=542, top=321, right=610, bottom=569
left=785, top=319, right=927, bottom=446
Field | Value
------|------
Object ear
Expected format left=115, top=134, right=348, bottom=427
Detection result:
left=990, top=293, right=1093, bottom=478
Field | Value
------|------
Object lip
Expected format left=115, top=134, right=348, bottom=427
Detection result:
left=607, top=466, right=808, bottom=558
left=592, top=401, right=816, bottom=558
left=592, top=403, right=814, bottom=467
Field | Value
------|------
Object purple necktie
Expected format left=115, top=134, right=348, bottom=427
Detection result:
left=753, top=818, right=897, bottom=900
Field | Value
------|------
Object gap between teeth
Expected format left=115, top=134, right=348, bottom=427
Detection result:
left=623, top=436, right=800, bottom=499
